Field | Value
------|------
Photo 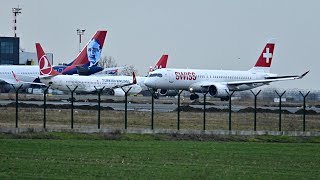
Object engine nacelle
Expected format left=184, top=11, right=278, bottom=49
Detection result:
left=208, top=84, right=229, bottom=98
left=107, top=88, right=125, bottom=96
left=159, top=89, right=178, bottom=96
left=107, top=84, right=142, bottom=96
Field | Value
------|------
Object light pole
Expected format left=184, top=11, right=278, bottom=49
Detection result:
left=76, top=29, right=85, bottom=52
left=12, top=7, right=22, bottom=37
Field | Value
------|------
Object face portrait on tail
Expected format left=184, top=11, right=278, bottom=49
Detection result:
left=87, top=39, right=102, bottom=67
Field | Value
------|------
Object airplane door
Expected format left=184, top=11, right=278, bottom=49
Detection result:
left=168, top=70, right=174, bottom=83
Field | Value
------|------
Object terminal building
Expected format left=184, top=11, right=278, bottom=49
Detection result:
left=0, top=36, right=53, bottom=65
left=0, top=37, right=19, bottom=65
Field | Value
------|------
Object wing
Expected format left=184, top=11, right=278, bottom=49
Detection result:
left=191, top=71, right=309, bottom=92
left=226, top=71, right=309, bottom=87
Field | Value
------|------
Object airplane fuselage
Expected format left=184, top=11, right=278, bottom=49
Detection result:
left=144, top=68, right=274, bottom=92
left=41, top=75, right=144, bottom=94
left=0, top=65, right=39, bottom=83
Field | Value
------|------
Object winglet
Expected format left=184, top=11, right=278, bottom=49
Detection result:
left=11, top=71, right=21, bottom=83
left=132, top=72, right=137, bottom=84
left=299, top=70, right=310, bottom=79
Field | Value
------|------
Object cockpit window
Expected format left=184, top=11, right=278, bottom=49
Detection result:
left=149, top=73, right=163, bottom=77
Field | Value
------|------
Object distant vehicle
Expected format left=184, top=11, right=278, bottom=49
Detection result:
left=144, top=39, right=309, bottom=101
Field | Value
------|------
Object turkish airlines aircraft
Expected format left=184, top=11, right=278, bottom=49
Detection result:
left=0, top=30, right=108, bottom=88
left=144, top=40, right=309, bottom=101
left=36, top=43, right=140, bottom=94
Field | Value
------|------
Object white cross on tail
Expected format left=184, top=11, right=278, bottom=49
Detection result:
left=263, top=48, right=272, bottom=63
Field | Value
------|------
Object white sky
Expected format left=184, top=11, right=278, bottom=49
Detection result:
left=0, top=0, right=319, bottom=89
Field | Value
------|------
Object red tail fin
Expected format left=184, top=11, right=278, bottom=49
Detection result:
left=254, top=39, right=275, bottom=67
left=35, top=43, right=60, bottom=76
left=250, top=39, right=275, bottom=73
left=150, top=54, right=168, bottom=72
left=62, top=30, right=107, bottom=73
left=132, top=72, right=137, bottom=84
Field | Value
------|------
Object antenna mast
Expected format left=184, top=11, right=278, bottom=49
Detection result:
left=12, top=7, right=22, bottom=37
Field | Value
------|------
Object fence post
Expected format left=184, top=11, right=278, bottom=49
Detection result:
left=275, top=90, right=286, bottom=131
left=177, top=90, right=183, bottom=130
left=94, top=86, right=105, bottom=129
left=67, top=86, right=78, bottom=129
left=43, top=85, right=51, bottom=129
left=121, top=87, right=132, bottom=130
left=225, top=90, right=235, bottom=131
left=250, top=90, right=261, bottom=131
left=299, top=91, right=310, bottom=131
left=149, top=89, right=157, bottom=130
left=11, top=85, right=23, bottom=128
left=203, top=92, right=208, bottom=131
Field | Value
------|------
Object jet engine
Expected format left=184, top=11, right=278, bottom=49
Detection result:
left=208, top=84, right=229, bottom=98
left=107, top=85, right=142, bottom=96
left=159, top=89, right=179, bottom=96
left=107, top=88, right=125, bottom=96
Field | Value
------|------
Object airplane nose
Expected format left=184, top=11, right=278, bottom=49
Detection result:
left=144, top=78, right=156, bottom=89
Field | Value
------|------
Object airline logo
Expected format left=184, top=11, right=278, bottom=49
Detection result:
left=254, top=43, right=275, bottom=67
left=175, top=72, right=197, bottom=80
left=39, top=55, right=52, bottom=75
left=263, top=48, right=272, bottom=64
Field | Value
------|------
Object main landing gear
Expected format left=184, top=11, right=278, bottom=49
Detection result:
left=220, top=96, right=230, bottom=101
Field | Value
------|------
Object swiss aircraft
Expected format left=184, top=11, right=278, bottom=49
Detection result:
left=0, top=30, right=109, bottom=87
left=35, top=43, right=139, bottom=94
left=144, top=39, right=309, bottom=101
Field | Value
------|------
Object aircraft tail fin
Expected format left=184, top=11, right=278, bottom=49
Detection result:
left=150, top=54, right=168, bottom=72
left=132, top=72, right=137, bottom=84
left=62, top=30, right=107, bottom=74
left=36, top=43, right=60, bottom=77
left=250, top=39, right=275, bottom=73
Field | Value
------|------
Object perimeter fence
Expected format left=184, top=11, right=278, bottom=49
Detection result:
left=0, top=86, right=319, bottom=132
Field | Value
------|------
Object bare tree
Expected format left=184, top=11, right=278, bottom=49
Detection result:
left=119, top=65, right=138, bottom=76
left=98, top=56, right=138, bottom=76
left=98, top=56, right=118, bottom=68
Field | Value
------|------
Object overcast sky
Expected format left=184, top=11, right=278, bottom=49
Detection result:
left=0, top=0, right=319, bottom=90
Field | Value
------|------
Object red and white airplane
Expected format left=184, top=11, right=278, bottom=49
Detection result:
left=144, top=39, right=309, bottom=101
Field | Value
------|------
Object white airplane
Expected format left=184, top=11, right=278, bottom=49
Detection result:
left=0, top=66, right=39, bottom=88
left=144, top=39, right=309, bottom=101
left=35, top=43, right=140, bottom=95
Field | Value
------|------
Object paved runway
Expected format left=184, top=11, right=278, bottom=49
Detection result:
left=0, top=100, right=319, bottom=113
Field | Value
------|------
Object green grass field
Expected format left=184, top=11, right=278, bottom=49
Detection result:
left=0, top=133, right=320, bottom=179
